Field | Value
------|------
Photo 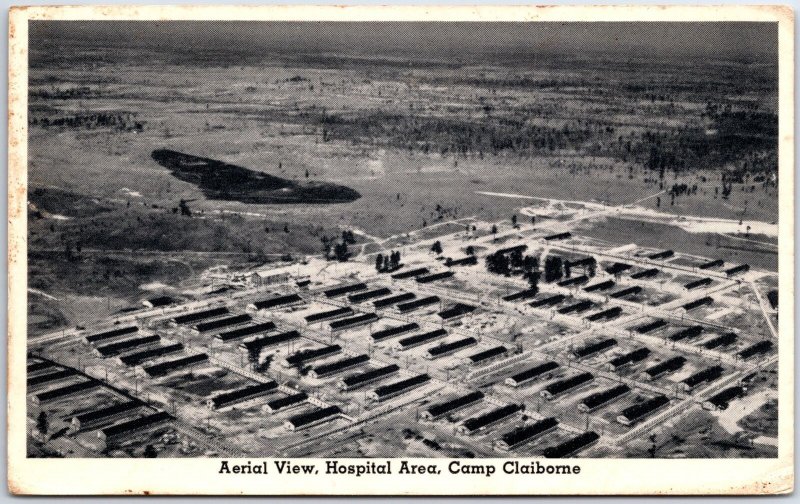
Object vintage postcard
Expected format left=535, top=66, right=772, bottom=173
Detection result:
left=7, top=4, right=794, bottom=495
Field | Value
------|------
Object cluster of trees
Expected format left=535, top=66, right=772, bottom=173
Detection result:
left=245, top=349, right=274, bottom=375
left=321, top=230, right=358, bottom=262
left=312, top=109, right=597, bottom=158
left=432, top=241, right=475, bottom=265
left=30, top=112, right=145, bottom=132
left=36, top=411, right=48, bottom=440
left=255, top=61, right=777, bottom=180
left=719, top=172, right=736, bottom=200
left=322, top=239, right=349, bottom=262
left=375, top=250, right=402, bottom=272
left=486, top=249, right=538, bottom=277
left=665, top=183, right=699, bottom=206
left=175, top=199, right=194, bottom=217
left=523, top=270, right=540, bottom=294
left=668, top=183, right=695, bottom=197
left=543, top=257, right=564, bottom=283
left=30, top=86, right=95, bottom=100
left=310, top=105, right=776, bottom=178
left=262, top=224, right=291, bottom=234
left=423, top=203, right=460, bottom=226
left=543, top=256, right=596, bottom=283
left=437, top=75, right=588, bottom=91
left=61, top=241, right=84, bottom=262
left=340, top=230, right=357, bottom=244
left=485, top=249, right=583, bottom=283
left=729, top=152, right=778, bottom=187
left=485, top=248, right=543, bottom=295
left=433, top=238, right=483, bottom=257
left=607, top=108, right=778, bottom=176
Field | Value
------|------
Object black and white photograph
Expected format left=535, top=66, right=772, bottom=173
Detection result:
left=8, top=4, right=793, bottom=496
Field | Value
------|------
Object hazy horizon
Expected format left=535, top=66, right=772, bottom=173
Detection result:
left=30, top=21, right=778, bottom=65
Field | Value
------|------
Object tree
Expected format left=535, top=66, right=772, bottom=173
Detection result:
left=647, top=434, right=658, bottom=458
left=431, top=241, right=443, bottom=255
left=522, top=254, right=539, bottom=273
left=390, top=250, right=402, bottom=269
left=143, top=444, right=158, bottom=458
left=465, top=245, right=475, bottom=256
left=247, top=345, right=261, bottom=365
left=586, top=258, right=597, bottom=278
left=511, top=215, right=517, bottom=226
left=375, top=253, right=384, bottom=272
left=36, top=411, right=48, bottom=440
left=383, top=250, right=401, bottom=271
left=486, top=252, right=510, bottom=276
left=334, top=242, right=349, bottom=262
left=524, top=270, right=540, bottom=294
left=491, top=224, right=498, bottom=236
left=178, top=199, right=192, bottom=217
left=544, top=256, right=563, bottom=283
left=508, top=249, right=523, bottom=271
left=321, top=236, right=332, bottom=260
left=255, top=355, right=273, bottom=373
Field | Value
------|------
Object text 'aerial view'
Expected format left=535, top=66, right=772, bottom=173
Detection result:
left=26, top=21, right=779, bottom=460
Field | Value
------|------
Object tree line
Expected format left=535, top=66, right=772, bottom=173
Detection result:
left=271, top=98, right=778, bottom=177
left=30, top=111, right=145, bottom=132
left=485, top=248, right=597, bottom=292
left=375, top=250, right=402, bottom=272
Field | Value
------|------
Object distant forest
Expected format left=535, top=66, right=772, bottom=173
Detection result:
left=268, top=101, right=777, bottom=180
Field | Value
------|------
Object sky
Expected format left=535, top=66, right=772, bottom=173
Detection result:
left=30, top=21, right=777, bottom=64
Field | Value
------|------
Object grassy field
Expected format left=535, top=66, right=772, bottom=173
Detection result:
left=575, top=217, right=777, bottom=271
